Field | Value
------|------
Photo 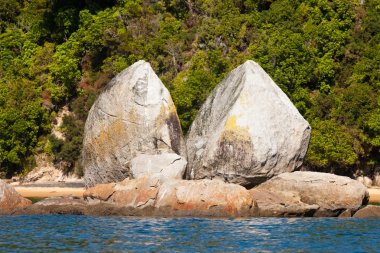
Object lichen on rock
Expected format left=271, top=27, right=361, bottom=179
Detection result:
left=186, top=60, right=311, bottom=187
left=83, top=60, right=186, bottom=187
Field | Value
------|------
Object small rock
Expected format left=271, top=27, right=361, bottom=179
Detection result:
left=338, top=209, right=352, bottom=218
left=250, top=189, right=319, bottom=217
left=353, top=205, right=380, bottom=218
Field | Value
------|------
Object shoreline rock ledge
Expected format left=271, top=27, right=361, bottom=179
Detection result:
left=186, top=60, right=311, bottom=187
left=251, top=172, right=369, bottom=217
left=83, top=60, right=186, bottom=187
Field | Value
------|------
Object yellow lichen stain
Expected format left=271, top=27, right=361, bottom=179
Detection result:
left=224, top=115, right=238, bottom=131
left=222, top=115, right=250, bottom=142
left=167, top=97, right=177, bottom=114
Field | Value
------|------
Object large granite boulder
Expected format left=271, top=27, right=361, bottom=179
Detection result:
left=0, top=180, right=32, bottom=211
left=83, top=60, right=186, bottom=187
left=84, top=177, right=255, bottom=217
left=186, top=60, right=311, bottom=187
left=252, top=172, right=369, bottom=217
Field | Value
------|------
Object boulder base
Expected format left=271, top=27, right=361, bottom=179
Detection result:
left=84, top=178, right=255, bottom=217
left=186, top=60, right=310, bottom=187
left=252, top=172, right=369, bottom=217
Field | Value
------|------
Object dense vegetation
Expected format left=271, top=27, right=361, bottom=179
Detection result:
left=0, top=0, right=379, bottom=178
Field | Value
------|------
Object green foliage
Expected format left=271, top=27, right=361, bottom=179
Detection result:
left=0, top=0, right=379, bottom=177
left=307, top=119, right=359, bottom=168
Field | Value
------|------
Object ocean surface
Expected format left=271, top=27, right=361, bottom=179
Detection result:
left=0, top=216, right=379, bottom=252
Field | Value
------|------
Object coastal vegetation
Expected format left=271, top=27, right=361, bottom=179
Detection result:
left=0, top=0, right=379, bottom=178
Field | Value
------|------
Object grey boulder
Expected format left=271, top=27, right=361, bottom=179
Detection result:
left=186, top=60, right=311, bottom=187
left=83, top=60, right=186, bottom=187
left=252, top=171, right=369, bottom=217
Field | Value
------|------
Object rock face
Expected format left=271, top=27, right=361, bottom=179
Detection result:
left=0, top=180, right=31, bottom=210
left=252, top=172, right=369, bottom=217
left=83, top=60, right=186, bottom=187
left=186, top=60, right=311, bottom=187
left=84, top=178, right=255, bottom=217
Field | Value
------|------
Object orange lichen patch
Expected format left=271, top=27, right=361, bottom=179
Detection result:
left=87, top=117, right=130, bottom=161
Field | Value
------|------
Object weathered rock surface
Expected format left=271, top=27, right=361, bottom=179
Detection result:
left=0, top=180, right=32, bottom=211
left=34, top=196, right=87, bottom=206
left=186, top=60, right=311, bottom=187
left=353, top=205, right=380, bottom=218
left=250, top=189, right=319, bottom=217
left=18, top=196, right=88, bottom=216
left=84, top=178, right=255, bottom=217
left=84, top=177, right=160, bottom=209
left=155, top=179, right=254, bottom=216
left=253, top=172, right=369, bottom=217
left=83, top=60, right=186, bottom=187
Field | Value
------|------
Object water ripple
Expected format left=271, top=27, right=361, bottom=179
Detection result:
left=0, top=216, right=379, bottom=252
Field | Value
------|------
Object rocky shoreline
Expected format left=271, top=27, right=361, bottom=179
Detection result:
left=2, top=172, right=380, bottom=218
left=2, top=60, right=379, bottom=219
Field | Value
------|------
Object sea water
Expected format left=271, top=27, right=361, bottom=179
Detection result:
left=0, top=216, right=378, bottom=252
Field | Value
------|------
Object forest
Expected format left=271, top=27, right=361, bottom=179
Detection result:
left=0, top=0, right=379, bottom=178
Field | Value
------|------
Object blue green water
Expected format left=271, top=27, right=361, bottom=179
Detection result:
left=0, top=216, right=379, bottom=252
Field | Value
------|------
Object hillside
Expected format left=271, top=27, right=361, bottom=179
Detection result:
left=0, top=0, right=379, bottom=178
